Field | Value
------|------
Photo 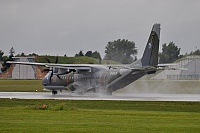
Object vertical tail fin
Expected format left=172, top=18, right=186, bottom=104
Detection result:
left=141, top=23, right=160, bottom=66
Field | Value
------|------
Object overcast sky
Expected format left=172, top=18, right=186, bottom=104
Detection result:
left=0, top=0, right=200, bottom=58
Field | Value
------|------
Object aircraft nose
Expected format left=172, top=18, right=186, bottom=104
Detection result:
left=42, top=78, right=48, bottom=86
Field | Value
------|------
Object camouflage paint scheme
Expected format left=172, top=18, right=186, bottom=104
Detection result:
left=8, top=24, right=161, bottom=95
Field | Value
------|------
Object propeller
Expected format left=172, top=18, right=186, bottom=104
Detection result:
left=42, top=56, right=59, bottom=84
left=55, top=56, right=58, bottom=64
left=42, top=56, right=76, bottom=83
left=46, top=58, right=51, bottom=63
left=42, top=56, right=58, bottom=72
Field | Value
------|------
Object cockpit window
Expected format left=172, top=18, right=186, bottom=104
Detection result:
left=45, top=71, right=52, bottom=78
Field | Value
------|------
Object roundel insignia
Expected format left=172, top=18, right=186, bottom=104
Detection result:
left=148, top=43, right=152, bottom=49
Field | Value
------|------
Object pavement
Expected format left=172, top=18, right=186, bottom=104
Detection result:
left=0, top=92, right=200, bottom=101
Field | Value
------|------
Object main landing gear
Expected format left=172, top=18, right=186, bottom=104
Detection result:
left=52, top=90, right=57, bottom=95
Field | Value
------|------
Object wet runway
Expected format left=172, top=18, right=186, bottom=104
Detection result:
left=0, top=92, right=200, bottom=101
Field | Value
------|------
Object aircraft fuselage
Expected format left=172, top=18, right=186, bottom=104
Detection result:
left=42, top=66, right=149, bottom=94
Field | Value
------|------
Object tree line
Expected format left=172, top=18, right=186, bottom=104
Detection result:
left=75, top=40, right=199, bottom=64
left=1, top=39, right=200, bottom=72
left=0, top=50, right=14, bottom=72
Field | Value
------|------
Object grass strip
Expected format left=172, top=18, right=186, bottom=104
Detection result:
left=0, top=80, right=43, bottom=92
left=0, top=99, right=200, bottom=132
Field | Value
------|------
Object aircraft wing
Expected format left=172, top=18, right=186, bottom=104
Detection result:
left=157, top=63, right=177, bottom=67
left=6, top=61, right=46, bottom=66
left=157, top=63, right=188, bottom=70
left=130, top=66, right=157, bottom=71
left=6, top=61, right=92, bottom=71
left=130, top=68, right=145, bottom=71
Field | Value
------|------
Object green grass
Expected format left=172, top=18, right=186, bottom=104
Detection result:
left=0, top=80, right=200, bottom=132
left=0, top=99, right=200, bottom=132
left=0, top=80, right=43, bottom=92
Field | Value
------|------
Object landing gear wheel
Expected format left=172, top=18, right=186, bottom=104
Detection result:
left=52, top=90, right=57, bottom=95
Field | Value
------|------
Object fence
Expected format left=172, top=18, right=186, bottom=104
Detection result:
left=167, top=74, right=200, bottom=80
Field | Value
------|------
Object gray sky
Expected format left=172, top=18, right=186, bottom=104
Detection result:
left=0, top=0, right=200, bottom=58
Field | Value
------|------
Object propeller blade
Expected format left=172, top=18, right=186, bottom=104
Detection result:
left=46, top=58, right=51, bottom=63
left=57, top=75, right=61, bottom=80
left=55, top=56, right=58, bottom=64
left=49, top=70, right=53, bottom=84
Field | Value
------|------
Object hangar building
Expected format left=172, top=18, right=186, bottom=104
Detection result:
left=11, top=57, right=36, bottom=79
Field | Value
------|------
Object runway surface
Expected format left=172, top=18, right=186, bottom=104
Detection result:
left=0, top=92, right=200, bottom=101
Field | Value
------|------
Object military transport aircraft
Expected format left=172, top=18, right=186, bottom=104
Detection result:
left=7, top=23, right=161, bottom=95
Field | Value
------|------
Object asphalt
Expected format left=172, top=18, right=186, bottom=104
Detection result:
left=0, top=92, right=200, bottom=101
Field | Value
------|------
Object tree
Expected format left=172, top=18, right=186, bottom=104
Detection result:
left=104, top=39, right=137, bottom=64
left=29, top=53, right=38, bottom=56
left=9, top=47, right=15, bottom=57
left=189, top=49, right=200, bottom=55
left=92, top=51, right=102, bottom=64
left=0, top=48, right=15, bottom=72
left=85, top=50, right=102, bottom=64
left=21, top=52, right=25, bottom=56
left=1, top=55, right=13, bottom=72
left=85, top=51, right=101, bottom=59
left=0, top=50, right=4, bottom=61
left=91, top=51, right=101, bottom=59
left=75, top=50, right=84, bottom=57
left=159, top=42, right=181, bottom=63
left=85, top=51, right=93, bottom=57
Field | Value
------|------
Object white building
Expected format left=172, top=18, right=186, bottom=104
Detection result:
left=12, top=57, right=36, bottom=79
left=152, top=55, right=200, bottom=80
